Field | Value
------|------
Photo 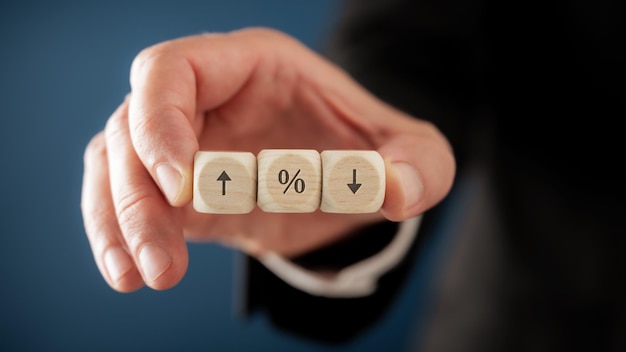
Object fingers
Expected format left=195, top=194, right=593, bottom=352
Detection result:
left=378, top=121, right=456, bottom=222
left=104, top=99, right=188, bottom=290
left=309, top=66, right=457, bottom=221
left=82, top=131, right=144, bottom=292
left=305, top=57, right=457, bottom=221
left=127, top=29, right=279, bottom=206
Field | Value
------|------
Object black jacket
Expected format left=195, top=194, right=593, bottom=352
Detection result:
left=244, top=1, right=625, bottom=350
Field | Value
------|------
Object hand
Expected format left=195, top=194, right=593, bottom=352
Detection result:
left=81, top=28, right=455, bottom=292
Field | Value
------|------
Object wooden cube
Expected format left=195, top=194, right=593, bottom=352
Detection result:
left=257, top=149, right=321, bottom=213
left=193, top=151, right=257, bottom=214
left=320, top=150, right=385, bottom=213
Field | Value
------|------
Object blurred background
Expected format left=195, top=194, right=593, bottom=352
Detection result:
left=0, top=1, right=447, bottom=350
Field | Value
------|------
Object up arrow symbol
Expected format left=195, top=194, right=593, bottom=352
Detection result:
left=347, top=169, right=362, bottom=194
left=217, top=171, right=231, bottom=196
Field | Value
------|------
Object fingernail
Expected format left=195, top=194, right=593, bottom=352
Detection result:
left=156, top=163, right=183, bottom=203
left=139, top=243, right=172, bottom=283
left=392, top=162, right=424, bottom=210
left=104, top=247, right=134, bottom=283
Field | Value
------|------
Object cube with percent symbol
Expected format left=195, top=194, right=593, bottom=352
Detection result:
left=257, top=149, right=322, bottom=213
left=193, top=151, right=257, bottom=214
left=320, top=150, right=386, bottom=213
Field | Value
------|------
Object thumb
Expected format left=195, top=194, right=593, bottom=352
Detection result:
left=378, top=132, right=456, bottom=221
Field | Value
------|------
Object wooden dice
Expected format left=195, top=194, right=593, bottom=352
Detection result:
left=320, top=150, right=385, bottom=213
left=193, top=151, right=257, bottom=214
left=257, top=149, right=322, bottom=213
left=193, top=149, right=385, bottom=214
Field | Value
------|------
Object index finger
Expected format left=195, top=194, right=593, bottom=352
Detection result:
left=127, top=29, right=282, bottom=206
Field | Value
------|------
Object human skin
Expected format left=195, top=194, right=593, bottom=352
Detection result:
left=81, top=28, right=456, bottom=293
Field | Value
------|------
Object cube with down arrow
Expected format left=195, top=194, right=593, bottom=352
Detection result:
left=320, top=150, right=386, bottom=214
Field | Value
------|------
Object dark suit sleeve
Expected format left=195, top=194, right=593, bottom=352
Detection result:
left=240, top=215, right=444, bottom=344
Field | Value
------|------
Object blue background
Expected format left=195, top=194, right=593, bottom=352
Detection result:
left=0, top=1, right=450, bottom=350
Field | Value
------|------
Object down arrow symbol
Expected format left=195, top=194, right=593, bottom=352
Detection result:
left=347, top=169, right=362, bottom=194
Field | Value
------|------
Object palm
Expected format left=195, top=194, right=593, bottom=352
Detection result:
left=182, top=72, right=384, bottom=257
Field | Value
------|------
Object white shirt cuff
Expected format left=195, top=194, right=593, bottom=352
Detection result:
left=257, top=216, right=422, bottom=298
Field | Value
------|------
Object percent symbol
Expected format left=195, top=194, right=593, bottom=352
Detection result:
left=278, top=169, right=305, bottom=194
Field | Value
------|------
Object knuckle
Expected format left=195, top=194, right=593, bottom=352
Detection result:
left=130, top=41, right=177, bottom=85
left=409, top=119, right=453, bottom=154
left=84, top=132, right=107, bottom=164
left=130, top=46, right=158, bottom=77
left=229, top=27, right=300, bottom=51
left=415, top=119, right=441, bottom=138
left=82, top=207, right=117, bottom=249
left=246, top=27, right=283, bottom=38
left=104, top=105, right=129, bottom=143
left=114, top=188, right=155, bottom=244
left=245, top=27, right=293, bottom=43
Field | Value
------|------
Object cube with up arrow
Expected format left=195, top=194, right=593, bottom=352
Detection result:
left=193, top=151, right=257, bottom=214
